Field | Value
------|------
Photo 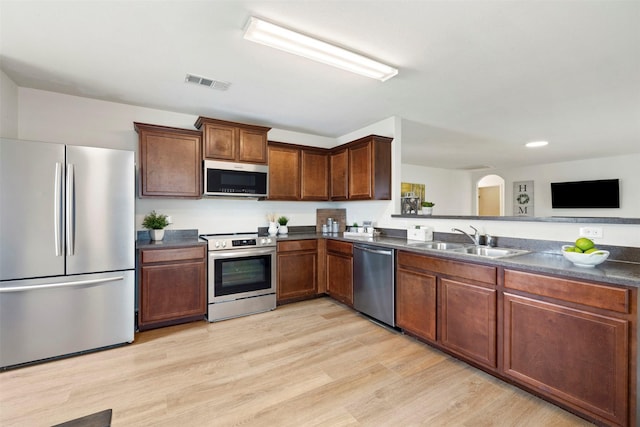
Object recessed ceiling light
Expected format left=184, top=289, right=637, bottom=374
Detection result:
left=525, top=140, right=549, bottom=148
left=243, top=16, right=398, bottom=82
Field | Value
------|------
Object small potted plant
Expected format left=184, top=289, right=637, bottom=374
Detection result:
left=142, top=210, right=170, bottom=240
left=421, top=201, right=435, bottom=215
left=277, top=216, right=289, bottom=235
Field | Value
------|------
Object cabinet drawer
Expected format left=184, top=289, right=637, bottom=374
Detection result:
left=326, top=239, right=353, bottom=256
left=397, top=251, right=496, bottom=285
left=277, top=239, right=317, bottom=252
left=141, top=246, right=206, bottom=264
left=504, top=269, right=629, bottom=314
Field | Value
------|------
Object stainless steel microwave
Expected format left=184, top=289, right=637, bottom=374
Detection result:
left=203, top=160, right=268, bottom=198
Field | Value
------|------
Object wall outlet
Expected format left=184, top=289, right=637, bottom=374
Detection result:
left=579, top=227, right=603, bottom=238
left=166, top=216, right=172, bottom=225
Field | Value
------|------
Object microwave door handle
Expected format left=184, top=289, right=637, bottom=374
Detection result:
left=66, top=163, right=75, bottom=256
left=54, top=162, right=63, bottom=256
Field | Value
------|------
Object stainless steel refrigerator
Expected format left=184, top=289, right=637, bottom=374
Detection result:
left=0, top=138, right=135, bottom=369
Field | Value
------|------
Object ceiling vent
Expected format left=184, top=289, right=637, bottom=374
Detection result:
left=185, top=74, right=231, bottom=91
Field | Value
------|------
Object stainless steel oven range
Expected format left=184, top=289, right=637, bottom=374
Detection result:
left=199, top=233, right=276, bottom=322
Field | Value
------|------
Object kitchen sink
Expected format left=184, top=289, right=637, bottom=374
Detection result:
left=406, top=241, right=466, bottom=250
left=448, top=246, right=529, bottom=258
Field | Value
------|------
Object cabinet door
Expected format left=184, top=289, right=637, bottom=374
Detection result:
left=439, top=278, right=497, bottom=369
left=348, top=141, right=373, bottom=199
left=396, top=268, right=437, bottom=342
left=301, top=149, right=329, bottom=200
left=268, top=145, right=300, bottom=200
left=137, top=124, right=202, bottom=198
left=238, top=128, right=267, bottom=164
left=503, top=293, right=629, bottom=426
left=139, top=260, right=206, bottom=328
left=330, top=149, right=348, bottom=200
left=277, top=251, right=317, bottom=302
left=202, top=122, right=237, bottom=161
left=326, top=253, right=353, bottom=306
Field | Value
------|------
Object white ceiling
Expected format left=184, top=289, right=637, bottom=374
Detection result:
left=1, top=1, right=639, bottom=170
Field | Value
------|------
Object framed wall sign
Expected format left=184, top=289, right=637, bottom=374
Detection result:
left=513, top=180, right=534, bottom=216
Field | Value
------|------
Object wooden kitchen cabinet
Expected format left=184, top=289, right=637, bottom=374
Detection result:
left=503, top=269, right=633, bottom=427
left=326, top=239, right=353, bottom=306
left=138, top=245, right=206, bottom=330
left=395, top=264, right=437, bottom=343
left=301, top=148, right=329, bottom=200
left=439, top=278, right=497, bottom=369
left=395, top=251, right=497, bottom=369
left=268, top=143, right=300, bottom=200
left=330, top=135, right=393, bottom=201
left=276, top=239, right=318, bottom=304
left=329, top=149, right=349, bottom=200
left=134, top=122, right=202, bottom=199
left=195, top=116, right=270, bottom=164
left=268, top=142, right=329, bottom=201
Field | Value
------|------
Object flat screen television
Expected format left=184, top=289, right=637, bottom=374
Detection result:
left=551, top=179, right=620, bottom=208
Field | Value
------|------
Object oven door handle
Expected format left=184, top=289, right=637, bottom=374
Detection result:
left=209, top=247, right=276, bottom=259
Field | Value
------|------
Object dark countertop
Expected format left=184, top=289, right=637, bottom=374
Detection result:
left=277, top=232, right=640, bottom=288
left=136, top=229, right=206, bottom=250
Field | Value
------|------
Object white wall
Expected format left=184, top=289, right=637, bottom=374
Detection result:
left=471, top=156, right=640, bottom=218
left=8, top=87, right=639, bottom=247
left=0, top=70, right=18, bottom=138
left=401, top=164, right=472, bottom=215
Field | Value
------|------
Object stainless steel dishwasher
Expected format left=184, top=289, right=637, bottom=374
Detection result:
left=353, top=244, right=395, bottom=327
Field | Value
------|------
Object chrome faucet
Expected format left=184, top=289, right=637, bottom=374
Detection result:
left=452, top=226, right=480, bottom=245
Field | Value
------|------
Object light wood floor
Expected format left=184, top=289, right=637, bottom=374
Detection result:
left=1, top=297, right=593, bottom=426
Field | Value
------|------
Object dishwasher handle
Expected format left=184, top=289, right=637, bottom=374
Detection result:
left=355, top=245, right=393, bottom=256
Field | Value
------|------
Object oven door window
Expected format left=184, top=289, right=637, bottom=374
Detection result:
left=214, top=255, right=271, bottom=296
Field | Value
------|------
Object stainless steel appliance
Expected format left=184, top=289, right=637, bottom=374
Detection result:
left=199, top=233, right=276, bottom=321
left=203, top=160, right=268, bottom=198
left=0, top=138, right=135, bottom=369
left=353, top=244, right=395, bottom=327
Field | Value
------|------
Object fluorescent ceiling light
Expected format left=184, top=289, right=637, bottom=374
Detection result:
left=243, top=16, right=398, bottom=82
left=525, top=140, right=549, bottom=148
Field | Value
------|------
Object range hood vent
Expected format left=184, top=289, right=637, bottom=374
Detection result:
left=185, top=74, right=231, bottom=91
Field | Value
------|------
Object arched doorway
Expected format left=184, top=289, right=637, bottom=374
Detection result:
left=477, top=174, right=504, bottom=216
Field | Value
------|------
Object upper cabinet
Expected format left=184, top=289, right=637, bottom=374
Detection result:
left=329, top=149, right=349, bottom=201
left=134, top=122, right=202, bottom=199
left=194, top=116, right=271, bottom=164
left=332, top=135, right=393, bottom=201
left=268, top=142, right=329, bottom=201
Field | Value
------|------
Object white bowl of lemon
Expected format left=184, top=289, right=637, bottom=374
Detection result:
left=562, top=237, right=609, bottom=268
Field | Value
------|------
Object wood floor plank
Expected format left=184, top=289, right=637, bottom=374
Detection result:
left=0, top=297, right=592, bottom=426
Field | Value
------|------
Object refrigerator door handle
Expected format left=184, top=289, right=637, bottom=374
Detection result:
left=66, top=163, right=75, bottom=256
left=54, top=162, right=63, bottom=256
left=0, top=276, right=124, bottom=293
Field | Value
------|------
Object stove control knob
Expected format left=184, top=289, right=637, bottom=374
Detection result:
left=221, top=241, right=227, bottom=248
left=214, top=241, right=220, bottom=248
left=260, top=238, right=267, bottom=245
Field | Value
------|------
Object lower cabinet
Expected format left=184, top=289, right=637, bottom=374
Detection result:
left=503, top=269, right=632, bottom=427
left=276, top=239, right=318, bottom=304
left=138, top=245, right=206, bottom=330
left=395, top=251, right=497, bottom=369
left=326, top=239, right=353, bottom=306
left=395, top=266, right=437, bottom=342
left=439, top=278, right=497, bottom=369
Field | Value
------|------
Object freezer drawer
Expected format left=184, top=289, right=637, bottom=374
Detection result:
left=0, top=271, right=134, bottom=369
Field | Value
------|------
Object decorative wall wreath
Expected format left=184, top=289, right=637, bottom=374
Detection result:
left=516, top=193, right=530, bottom=205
